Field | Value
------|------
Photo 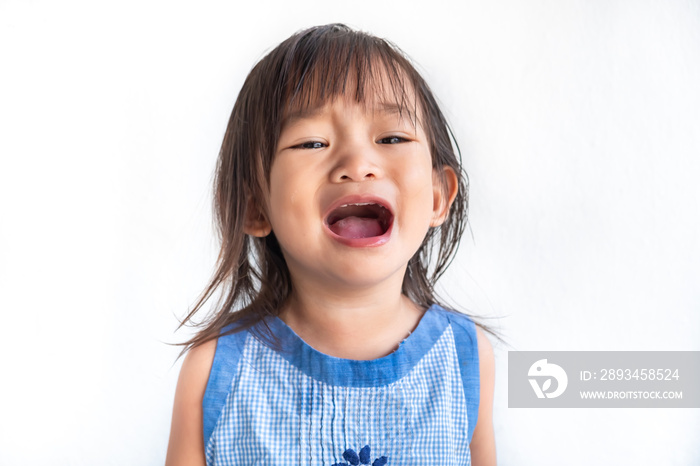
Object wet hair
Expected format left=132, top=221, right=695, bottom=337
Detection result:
left=180, top=23, right=469, bottom=349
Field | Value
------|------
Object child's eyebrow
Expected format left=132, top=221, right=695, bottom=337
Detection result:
left=281, top=106, right=325, bottom=127
left=281, top=101, right=412, bottom=128
left=375, top=101, right=419, bottom=123
left=375, top=102, right=403, bottom=115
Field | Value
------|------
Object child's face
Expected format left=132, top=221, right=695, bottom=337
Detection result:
left=248, top=93, right=457, bottom=293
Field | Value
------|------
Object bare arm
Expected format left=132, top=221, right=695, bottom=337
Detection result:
left=469, top=326, right=496, bottom=465
left=165, top=339, right=217, bottom=466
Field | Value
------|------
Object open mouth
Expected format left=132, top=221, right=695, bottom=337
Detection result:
left=325, top=202, right=393, bottom=239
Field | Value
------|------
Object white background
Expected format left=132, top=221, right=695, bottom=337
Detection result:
left=1, top=0, right=699, bottom=464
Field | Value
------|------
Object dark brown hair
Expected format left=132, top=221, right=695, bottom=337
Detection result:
left=179, top=23, right=470, bottom=350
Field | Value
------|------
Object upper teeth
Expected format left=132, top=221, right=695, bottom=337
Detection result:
left=340, top=202, right=374, bottom=207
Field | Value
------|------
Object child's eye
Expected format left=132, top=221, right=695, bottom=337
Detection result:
left=293, top=141, right=326, bottom=149
left=377, top=136, right=408, bottom=144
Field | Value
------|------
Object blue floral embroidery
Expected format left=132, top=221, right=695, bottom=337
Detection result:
left=332, top=445, right=387, bottom=466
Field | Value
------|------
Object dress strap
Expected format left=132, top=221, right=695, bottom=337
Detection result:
left=202, top=325, right=249, bottom=447
left=446, top=311, right=480, bottom=444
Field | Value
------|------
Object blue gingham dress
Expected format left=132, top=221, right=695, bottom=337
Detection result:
left=203, top=304, right=480, bottom=466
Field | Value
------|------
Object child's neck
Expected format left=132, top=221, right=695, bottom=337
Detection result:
left=278, top=288, right=424, bottom=360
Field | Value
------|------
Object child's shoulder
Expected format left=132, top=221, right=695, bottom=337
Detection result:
left=166, top=326, right=249, bottom=465
left=176, top=338, right=219, bottom=412
left=166, top=338, right=218, bottom=465
left=181, top=322, right=250, bottom=379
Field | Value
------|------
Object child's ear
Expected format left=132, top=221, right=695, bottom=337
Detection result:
left=243, top=199, right=272, bottom=237
left=430, top=166, right=459, bottom=227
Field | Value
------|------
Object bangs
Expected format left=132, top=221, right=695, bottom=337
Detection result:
left=277, top=25, right=419, bottom=126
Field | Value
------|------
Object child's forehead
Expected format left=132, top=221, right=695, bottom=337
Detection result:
left=279, top=57, right=422, bottom=124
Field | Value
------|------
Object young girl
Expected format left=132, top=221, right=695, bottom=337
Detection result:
left=166, top=24, right=495, bottom=466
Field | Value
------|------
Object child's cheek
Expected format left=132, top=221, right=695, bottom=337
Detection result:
left=398, top=154, right=435, bottom=203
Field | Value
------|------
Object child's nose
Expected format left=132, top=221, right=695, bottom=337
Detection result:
left=329, top=144, right=384, bottom=183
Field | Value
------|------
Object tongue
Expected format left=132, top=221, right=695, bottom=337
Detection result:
left=329, top=216, right=384, bottom=239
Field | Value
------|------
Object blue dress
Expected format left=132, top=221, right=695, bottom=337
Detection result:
left=202, top=304, right=480, bottom=466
